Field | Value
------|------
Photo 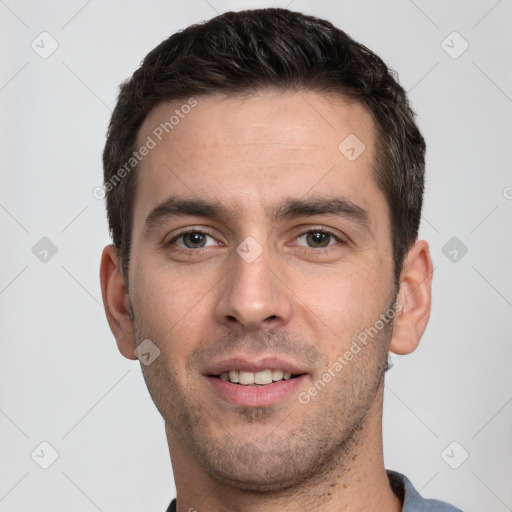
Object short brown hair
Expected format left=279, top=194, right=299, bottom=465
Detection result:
left=103, top=8, right=425, bottom=284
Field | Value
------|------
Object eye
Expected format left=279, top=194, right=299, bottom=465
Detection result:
left=295, top=230, right=340, bottom=248
left=172, top=231, right=218, bottom=249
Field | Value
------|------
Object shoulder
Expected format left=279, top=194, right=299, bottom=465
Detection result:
left=387, top=470, right=463, bottom=512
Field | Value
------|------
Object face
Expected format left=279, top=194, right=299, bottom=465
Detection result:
left=128, top=90, right=397, bottom=491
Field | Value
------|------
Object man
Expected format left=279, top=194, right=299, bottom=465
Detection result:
left=99, top=8, right=462, bottom=512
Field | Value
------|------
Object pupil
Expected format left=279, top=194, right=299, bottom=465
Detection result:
left=307, top=231, right=330, bottom=247
left=185, top=233, right=206, bottom=248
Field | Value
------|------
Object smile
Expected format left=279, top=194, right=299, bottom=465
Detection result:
left=215, top=368, right=301, bottom=386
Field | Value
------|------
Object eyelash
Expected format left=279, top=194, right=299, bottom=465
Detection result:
left=292, top=228, right=344, bottom=248
left=167, top=227, right=345, bottom=250
left=168, top=228, right=220, bottom=249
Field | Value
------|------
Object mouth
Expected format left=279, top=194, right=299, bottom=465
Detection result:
left=203, top=357, right=310, bottom=407
left=209, top=369, right=306, bottom=387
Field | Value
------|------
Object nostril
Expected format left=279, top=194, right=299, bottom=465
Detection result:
left=226, top=315, right=237, bottom=322
left=265, top=315, right=278, bottom=321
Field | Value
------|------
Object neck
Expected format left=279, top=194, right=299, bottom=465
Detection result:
left=167, top=384, right=401, bottom=512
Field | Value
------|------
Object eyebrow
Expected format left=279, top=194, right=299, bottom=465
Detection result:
left=270, top=196, right=371, bottom=231
left=143, top=194, right=371, bottom=235
left=143, top=197, right=231, bottom=234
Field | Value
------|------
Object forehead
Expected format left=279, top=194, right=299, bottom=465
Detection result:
left=133, top=90, right=383, bottom=227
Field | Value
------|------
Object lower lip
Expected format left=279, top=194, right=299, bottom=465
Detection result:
left=205, top=375, right=308, bottom=406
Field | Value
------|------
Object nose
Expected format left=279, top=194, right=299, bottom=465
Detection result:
left=215, top=243, right=293, bottom=331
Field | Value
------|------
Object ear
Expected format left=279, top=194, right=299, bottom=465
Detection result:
left=389, top=239, right=433, bottom=355
left=99, top=245, right=137, bottom=360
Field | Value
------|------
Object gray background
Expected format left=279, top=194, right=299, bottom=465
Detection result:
left=1, top=0, right=511, bottom=510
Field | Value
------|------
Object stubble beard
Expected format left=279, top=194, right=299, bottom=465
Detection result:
left=134, top=312, right=392, bottom=495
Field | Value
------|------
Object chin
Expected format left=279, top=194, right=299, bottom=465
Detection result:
left=192, top=432, right=336, bottom=495
left=206, top=460, right=312, bottom=494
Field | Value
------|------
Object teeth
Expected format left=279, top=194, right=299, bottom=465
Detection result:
left=254, top=369, right=272, bottom=385
left=238, top=371, right=254, bottom=385
left=220, top=369, right=297, bottom=385
left=271, top=369, right=284, bottom=381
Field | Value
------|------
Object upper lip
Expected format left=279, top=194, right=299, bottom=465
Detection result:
left=204, top=355, right=309, bottom=376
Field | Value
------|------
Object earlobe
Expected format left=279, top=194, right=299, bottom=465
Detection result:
left=99, top=245, right=138, bottom=360
left=389, top=239, right=433, bottom=356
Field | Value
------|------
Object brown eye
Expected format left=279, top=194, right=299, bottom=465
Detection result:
left=294, top=230, right=340, bottom=249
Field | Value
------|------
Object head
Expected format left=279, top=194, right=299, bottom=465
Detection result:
left=103, top=8, right=425, bottom=287
left=100, top=8, right=432, bottom=496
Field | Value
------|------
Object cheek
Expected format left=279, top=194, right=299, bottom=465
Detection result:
left=131, top=271, right=216, bottom=395
left=295, top=265, right=389, bottom=327
left=131, top=260, right=215, bottom=349
left=290, top=267, right=393, bottom=366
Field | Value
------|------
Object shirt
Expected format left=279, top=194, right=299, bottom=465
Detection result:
left=165, top=471, right=462, bottom=511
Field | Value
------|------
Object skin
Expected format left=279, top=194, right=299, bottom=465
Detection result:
left=100, top=90, right=433, bottom=512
